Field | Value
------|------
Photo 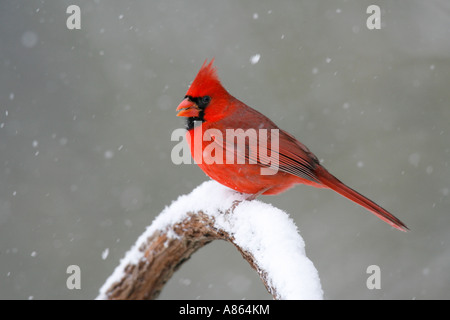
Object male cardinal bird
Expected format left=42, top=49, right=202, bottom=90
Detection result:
left=176, top=60, right=408, bottom=231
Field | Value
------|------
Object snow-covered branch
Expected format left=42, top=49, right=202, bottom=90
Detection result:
left=97, top=181, right=323, bottom=300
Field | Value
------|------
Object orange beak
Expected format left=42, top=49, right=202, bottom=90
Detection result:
left=176, top=98, right=200, bottom=117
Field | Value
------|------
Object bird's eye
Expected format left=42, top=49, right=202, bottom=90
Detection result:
left=201, top=96, right=211, bottom=105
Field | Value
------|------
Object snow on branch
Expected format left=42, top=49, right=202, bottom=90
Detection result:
left=97, top=181, right=323, bottom=300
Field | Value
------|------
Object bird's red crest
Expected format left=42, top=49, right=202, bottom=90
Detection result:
left=186, top=59, right=227, bottom=98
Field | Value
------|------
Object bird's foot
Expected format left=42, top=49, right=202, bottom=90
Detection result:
left=245, top=187, right=271, bottom=201
left=226, top=187, right=271, bottom=214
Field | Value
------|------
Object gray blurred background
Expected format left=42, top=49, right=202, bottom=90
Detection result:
left=1, top=0, right=449, bottom=300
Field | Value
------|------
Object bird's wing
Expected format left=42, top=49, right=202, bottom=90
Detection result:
left=209, top=106, right=321, bottom=183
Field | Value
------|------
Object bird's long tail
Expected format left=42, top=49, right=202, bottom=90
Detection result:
left=314, top=166, right=408, bottom=232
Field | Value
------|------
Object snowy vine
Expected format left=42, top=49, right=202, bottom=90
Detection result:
left=97, top=181, right=323, bottom=300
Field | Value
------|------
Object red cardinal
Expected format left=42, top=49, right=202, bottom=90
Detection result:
left=176, top=60, right=408, bottom=231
